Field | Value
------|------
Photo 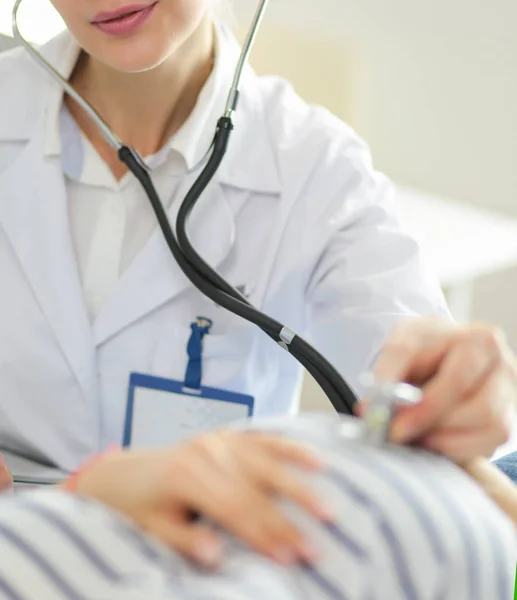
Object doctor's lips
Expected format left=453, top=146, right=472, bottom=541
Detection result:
left=92, top=1, right=159, bottom=36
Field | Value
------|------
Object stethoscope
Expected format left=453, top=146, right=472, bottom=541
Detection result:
left=12, top=0, right=359, bottom=417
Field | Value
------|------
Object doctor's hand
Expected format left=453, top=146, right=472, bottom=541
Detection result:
left=0, top=453, right=13, bottom=491
left=371, top=317, right=517, bottom=461
left=73, top=432, right=329, bottom=568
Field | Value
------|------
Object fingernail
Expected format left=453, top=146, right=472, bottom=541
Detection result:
left=194, top=539, right=222, bottom=567
left=308, top=456, right=325, bottom=470
left=272, top=546, right=297, bottom=565
left=301, top=451, right=324, bottom=470
left=315, top=502, right=336, bottom=522
left=354, top=403, right=365, bottom=417
left=298, top=540, right=319, bottom=563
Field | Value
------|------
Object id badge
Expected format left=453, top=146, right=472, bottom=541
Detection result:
left=123, top=318, right=254, bottom=449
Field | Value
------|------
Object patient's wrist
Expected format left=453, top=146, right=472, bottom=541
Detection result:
left=463, top=457, right=517, bottom=525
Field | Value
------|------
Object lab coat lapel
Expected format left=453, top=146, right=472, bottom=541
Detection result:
left=93, top=174, right=236, bottom=345
left=0, top=127, right=96, bottom=399
left=93, top=52, right=283, bottom=346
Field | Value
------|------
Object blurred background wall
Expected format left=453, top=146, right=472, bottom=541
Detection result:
left=234, top=0, right=517, bottom=216
left=2, top=0, right=517, bottom=412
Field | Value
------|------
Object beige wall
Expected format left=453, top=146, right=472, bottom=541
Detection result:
left=244, top=28, right=362, bottom=124
left=235, top=0, right=517, bottom=215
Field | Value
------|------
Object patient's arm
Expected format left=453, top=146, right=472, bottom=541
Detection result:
left=463, top=456, right=517, bottom=524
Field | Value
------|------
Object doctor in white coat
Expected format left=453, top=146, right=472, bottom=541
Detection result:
left=0, top=0, right=514, bottom=473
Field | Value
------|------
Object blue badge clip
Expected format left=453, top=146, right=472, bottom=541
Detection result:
left=183, top=316, right=213, bottom=392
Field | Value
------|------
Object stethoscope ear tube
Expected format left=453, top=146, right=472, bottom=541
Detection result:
left=118, top=120, right=358, bottom=415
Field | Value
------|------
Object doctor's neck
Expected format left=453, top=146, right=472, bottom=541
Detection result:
left=66, top=18, right=214, bottom=178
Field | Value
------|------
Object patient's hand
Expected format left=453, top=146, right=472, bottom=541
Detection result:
left=73, top=432, right=329, bottom=568
left=0, top=453, right=13, bottom=491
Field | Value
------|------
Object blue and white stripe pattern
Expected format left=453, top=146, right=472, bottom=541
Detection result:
left=0, top=417, right=515, bottom=600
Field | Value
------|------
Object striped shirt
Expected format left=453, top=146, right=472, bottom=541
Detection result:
left=0, top=416, right=515, bottom=600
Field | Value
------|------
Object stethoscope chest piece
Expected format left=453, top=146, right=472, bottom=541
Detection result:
left=337, top=377, right=423, bottom=447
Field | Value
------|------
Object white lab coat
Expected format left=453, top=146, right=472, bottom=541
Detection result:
left=0, top=32, right=448, bottom=470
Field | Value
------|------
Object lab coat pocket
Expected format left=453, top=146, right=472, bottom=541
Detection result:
left=151, top=320, right=263, bottom=396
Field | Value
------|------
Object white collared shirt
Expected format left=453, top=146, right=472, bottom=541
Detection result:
left=43, top=31, right=225, bottom=320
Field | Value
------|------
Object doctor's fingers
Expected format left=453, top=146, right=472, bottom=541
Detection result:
left=373, top=317, right=458, bottom=384
left=170, top=451, right=315, bottom=564
left=418, top=371, right=516, bottom=460
left=422, top=325, right=513, bottom=401
left=390, top=326, right=514, bottom=443
left=419, top=426, right=509, bottom=463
